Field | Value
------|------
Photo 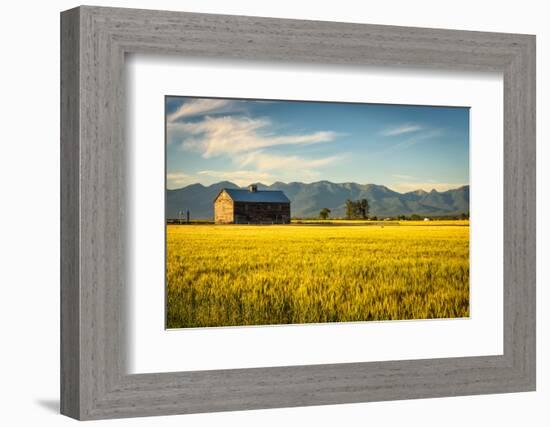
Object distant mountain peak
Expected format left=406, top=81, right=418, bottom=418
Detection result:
left=211, top=181, right=238, bottom=188
left=178, top=182, right=205, bottom=190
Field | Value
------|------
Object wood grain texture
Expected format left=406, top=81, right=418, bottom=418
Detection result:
left=60, top=7, right=80, bottom=419
left=60, top=5, right=536, bottom=420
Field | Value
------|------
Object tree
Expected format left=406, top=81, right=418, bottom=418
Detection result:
left=345, top=199, right=355, bottom=220
left=319, top=208, right=331, bottom=220
left=359, top=198, right=369, bottom=219
left=345, top=198, right=370, bottom=219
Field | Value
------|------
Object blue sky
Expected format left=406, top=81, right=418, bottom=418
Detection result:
left=166, top=96, right=469, bottom=193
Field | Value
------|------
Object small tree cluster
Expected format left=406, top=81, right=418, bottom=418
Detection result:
left=319, top=208, right=331, bottom=220
left=345, top=198, right=369, bottom=219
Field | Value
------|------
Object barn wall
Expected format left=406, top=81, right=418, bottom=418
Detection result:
left=234, top=202, right=291, bottom=224
left=214, top=191, right=234, bottom=223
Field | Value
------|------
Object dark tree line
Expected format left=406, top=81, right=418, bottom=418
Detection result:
left=345, top=198, right=369, bottom=219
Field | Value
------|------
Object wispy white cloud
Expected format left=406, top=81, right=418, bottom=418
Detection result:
left=381, top=129, right=444, bottom=154
left=167, top=99, right=232, bottom=123
left=169, top=115, right=339, bottom=158
left=389, top=172, right=467, bottom=193
left=392, top=173, right=417, bottom=180
left=388, top=182, right=467, bottom=193
left=239, top=151, right=340, bottom=171
left=166, top=108, right=344, bottom=187
left=196, top=152, right=342, bottom=186
left=381, top=123, right=423, bottom=136
left=166, top=172, right=193, bottom=189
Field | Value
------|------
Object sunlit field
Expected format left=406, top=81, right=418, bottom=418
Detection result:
left=166, top=222, right=470, bottom=328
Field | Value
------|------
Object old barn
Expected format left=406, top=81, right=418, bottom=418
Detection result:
left=214, top=185, right=291, bottom=224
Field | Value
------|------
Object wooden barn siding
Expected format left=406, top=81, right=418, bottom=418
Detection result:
left=214, top=192, right=234, bottom=224
left=234, top=202, right=290, bottom=224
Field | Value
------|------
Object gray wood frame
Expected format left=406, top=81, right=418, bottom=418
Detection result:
left=61, top=5, right=536, bottom=420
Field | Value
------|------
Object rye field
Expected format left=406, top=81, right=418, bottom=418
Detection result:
left=166, top=222, right=470, bottom=328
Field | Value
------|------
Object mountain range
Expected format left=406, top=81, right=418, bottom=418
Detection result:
left=166, top=181, right=469, bottom=219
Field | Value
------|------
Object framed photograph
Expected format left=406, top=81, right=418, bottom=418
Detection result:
left=61, top=6, right=536, bottom=420
left=164, top=96, right=471, bottom=329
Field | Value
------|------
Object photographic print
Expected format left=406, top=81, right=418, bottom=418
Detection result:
left=165, top=96, right=470, bottom=329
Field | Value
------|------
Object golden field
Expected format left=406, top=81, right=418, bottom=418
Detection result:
left=166, top=222, right=470, bottom=328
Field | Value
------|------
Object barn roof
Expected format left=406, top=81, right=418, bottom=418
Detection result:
left=221, top=188, right=290, bottom=203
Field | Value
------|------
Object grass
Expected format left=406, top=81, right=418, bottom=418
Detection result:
left=166, top=222, right=470, bottom=328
